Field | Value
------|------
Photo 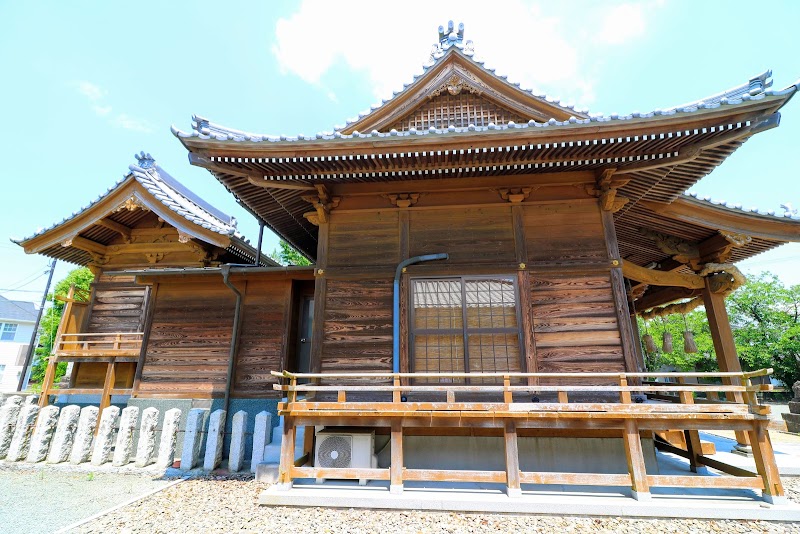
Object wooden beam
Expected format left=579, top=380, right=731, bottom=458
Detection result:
left=94, top=219, right=132, bottom=242
left=65, top=236, right=108, bottom=256
left=635, top=286, right=700, bottom=312
left=622, top=260, right=705, bottom=290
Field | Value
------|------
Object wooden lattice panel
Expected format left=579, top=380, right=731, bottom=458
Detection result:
left=387, top=93, right=529, bottom=132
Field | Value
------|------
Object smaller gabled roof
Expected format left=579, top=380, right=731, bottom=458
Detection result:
left=13, top=153, right=275, bottom=267
left=0, top=296, right=37, bottom=323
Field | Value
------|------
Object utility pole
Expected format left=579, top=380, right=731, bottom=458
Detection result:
left=17, top=258, right=57, bottom=392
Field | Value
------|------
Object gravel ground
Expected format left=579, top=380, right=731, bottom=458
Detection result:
left=72, top=475, right=800, bottom=534
left=0, top=463, right=175, bottom=534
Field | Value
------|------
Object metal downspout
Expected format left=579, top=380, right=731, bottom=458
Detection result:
left=221, top=264, right=244, bottom=416
left=393, top=253, right=448, bottom=374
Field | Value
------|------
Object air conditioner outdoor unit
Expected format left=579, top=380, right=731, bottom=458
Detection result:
left=314, top=429, right=377, bottom=486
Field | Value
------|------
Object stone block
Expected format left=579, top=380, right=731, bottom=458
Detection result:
left=0, top=396, right=23, bottom=459
left=255, top=463, right=280, bottom=484
left=180, top=408, right=208, bottom=470
left=26, top=405, right=60, bottom=463
left=788, top=400, right=800, bottom=415
left=134, top=407, right=159, bottom=468
left=91, top=406, right=120, bottom=466
left=47, top=405, right=80, bottom=464
left=7, top=404, right=39, bottom=462
left=112, top=406, right=140, bottom=466
left=251, top=411, right=272, bottom=473
left=203, top=409, right=226, bottom=471
left=228, top=411, right=247, bottom=472
left=783, top=412, right=800, bottom=434
left=70, top=406, right=99, bottom=464
left=156, top=408, right=181, bottom=469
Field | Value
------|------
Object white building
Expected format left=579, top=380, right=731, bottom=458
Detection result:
left=0, top=296, right=37, bottom=392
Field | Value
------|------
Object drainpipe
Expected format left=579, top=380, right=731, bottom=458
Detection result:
left=221, top=265, right=244, bottom=416
left=393, top=253, right=448, bottom=373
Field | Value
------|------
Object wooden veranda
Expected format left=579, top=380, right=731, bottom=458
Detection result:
left=273, top=369, right=785, bottom=503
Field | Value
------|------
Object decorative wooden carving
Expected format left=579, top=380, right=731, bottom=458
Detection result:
left=384, top=193, right=421, bottom=208
left=639, top=228, right=700, bottom=265
left=496, top=187, right=533, bottom=203
left=301, top=185, right=340, bottom=224
left=113, top=196, right=148, bottom=213
left=430, top=74, right=480, bottom=97
left=587, top=168, right=630, bottom=212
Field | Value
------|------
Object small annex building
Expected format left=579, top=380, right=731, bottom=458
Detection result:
left=13, top=22, right=800, bottom=503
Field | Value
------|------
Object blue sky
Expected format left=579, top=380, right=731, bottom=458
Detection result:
left=1, top=0, right=798, bottom=305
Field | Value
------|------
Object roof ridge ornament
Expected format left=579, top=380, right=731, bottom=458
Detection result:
left=134, top=151, right=156, bottom=169
left=430, top=20, right=474, bottom=62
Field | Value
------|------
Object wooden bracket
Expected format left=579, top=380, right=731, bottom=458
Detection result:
left=588, top=168, right=630, bottom=212
left=496, top=187, right=533, bottom=203
left=384, top=193, right=421, bottom=208
left=94, top=219, right=132, bottom=244
left=301, top=185, right=340, bottom=224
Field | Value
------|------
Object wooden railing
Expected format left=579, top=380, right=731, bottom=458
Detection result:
left=271, top=369, right=784, bottom=503
left=41, top=332, right=144, bottom=416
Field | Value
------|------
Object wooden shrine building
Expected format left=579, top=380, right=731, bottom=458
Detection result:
left=15, top=22, right=800, bottom=503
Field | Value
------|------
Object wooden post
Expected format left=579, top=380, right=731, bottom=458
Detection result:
left=390, top=420, right=404, bottom=494
left=39, top=357, right=58, bottom=407
left=277, top=418, right=296, bottom=489
left=702, top=279, right=750, bottom=447
left=512, top=206, right=537, bottom=387
left=622, top=419, right=650, bottom=500
left=302, top=425, right=314, bottom=464
left=399, top=210, right=410, bottom=387
left=310, top=222, right=329, bottom=374
left=619, top=375, right=632, bottom=404
left=503, top=376, right=513, bottom=404
left=748, top=422, right=785, bottom=504
left=98, top=361, right=116, bottom=416
left=677, top=378, right=705, bottom=474
left=504, top=420, right=522, bottom=497
left=393, top=376, right=401, bottom=403
left=601, top=210, right=641, bottom=383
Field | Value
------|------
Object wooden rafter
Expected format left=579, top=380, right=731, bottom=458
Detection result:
left=94, top=218, right=132, bottom=243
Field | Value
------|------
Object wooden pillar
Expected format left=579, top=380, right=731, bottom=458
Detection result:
left=399, top=210, right=410, bottom=382
left=628, top=312, right=646, bottom=373
left=310, top=223, right=329, bottom=374
left=132, top=283, right=158, bottom=396
left=390, top=420, right=404, bottom=494
left=702, top=278, right=750, bottom=447
left=749, top=422, right=785, bottom=503
left=677, top=379, right=706, bottom=474
left=622, top=418, right=650, bottom=500
left=512, top=206, right=537, bottom=385
left=601, top=210, right=641, bottom=381
left=39, top=357, right=57, bottom=407
left=277, top=418, right=296, bottom=489
left=503, top=420, right=522, bottom=497
left=302, top=425, right=315, bottom=464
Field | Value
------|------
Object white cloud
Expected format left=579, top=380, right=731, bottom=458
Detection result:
left=596, top=3, right=647, bottom=45
left=75, top=81, right=106, bottom=102
left=72, top=81, right=152, bottom=133
left=112, top=114, right=153, bottom=133
left=271, top=1, right=659, bottom=110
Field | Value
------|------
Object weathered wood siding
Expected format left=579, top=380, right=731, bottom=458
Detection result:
left=524, top=201, right=625, bottom=378
left=135, top=276, right=292, bottom=398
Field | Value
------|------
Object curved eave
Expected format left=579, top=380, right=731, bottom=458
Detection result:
left=17, top=179, right=233, bottom=256
left=641, top=197, right=800, bottom=242
left=174, top=93, right=787, bottom=159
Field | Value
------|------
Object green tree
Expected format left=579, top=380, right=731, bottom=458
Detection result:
left=269, top=240, right=311, bottom=266
left=29, top=267, right=94, bottom=386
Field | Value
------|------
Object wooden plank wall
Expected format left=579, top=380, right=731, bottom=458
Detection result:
left=524, top=202, right=625, bottom=380
left=135, top=276, right=291, bottom=398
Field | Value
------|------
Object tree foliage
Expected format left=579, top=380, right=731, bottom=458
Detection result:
left=269, top=240, right=311, bottom=266
left=638, top=272, right=800, bottom=388
left=29, top=267, right=94, bottom=386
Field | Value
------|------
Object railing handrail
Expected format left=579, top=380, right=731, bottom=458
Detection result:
left=59, top=332, right=144, bottom=338
left=270, top=369, right=772, bottom=380
left=273, top=384, right=770, bottom=393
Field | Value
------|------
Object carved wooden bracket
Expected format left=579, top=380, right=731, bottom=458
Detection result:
left=145, top=252, right=164, bottom=264
left=587, top=168, right=630, bottom=212
left=113, top=196, right=149, bottom=213
left=301, top=185, right=340, bottom=224
left=496, top=187, right=533, bottom=203
left=384, top=193, right=421, bottom=208
left=177, top=231, right=191, bottom=244
left=429, top=74, right=480, bottom=98
left=639, top=228, right=700, bottom=266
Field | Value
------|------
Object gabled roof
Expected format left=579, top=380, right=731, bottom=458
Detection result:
left=172, top=22, right=799, bottom=262
left=13, top=153, right=275, bottom=267
left=0, top=296, right=37, bottom=323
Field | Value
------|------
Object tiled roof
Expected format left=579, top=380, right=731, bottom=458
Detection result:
left=0, top=296, right=37, bottom=322
left=14, top=153, right=240, bottom=243
left=684, top=192, right=800, bottom=220
left=172, top=75, right=798, bottom=146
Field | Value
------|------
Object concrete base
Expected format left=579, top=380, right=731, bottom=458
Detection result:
left=389, top=484, right=403, bottom=495
left=731, top=444, right=753, bottom=457
left=258, top=482, right=800, bottom=521
left=630, top=490, right=651, bottom=501
left=255, top=463, right=279, bottom=484
left=506, top=486, right=522, bottom=498
left=763, top=494, right=789, bottom=506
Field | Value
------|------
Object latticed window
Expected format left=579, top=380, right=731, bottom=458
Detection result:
left=388, top=93, right=528, bottom=132
left=410, top=276, right=523, bottom=383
